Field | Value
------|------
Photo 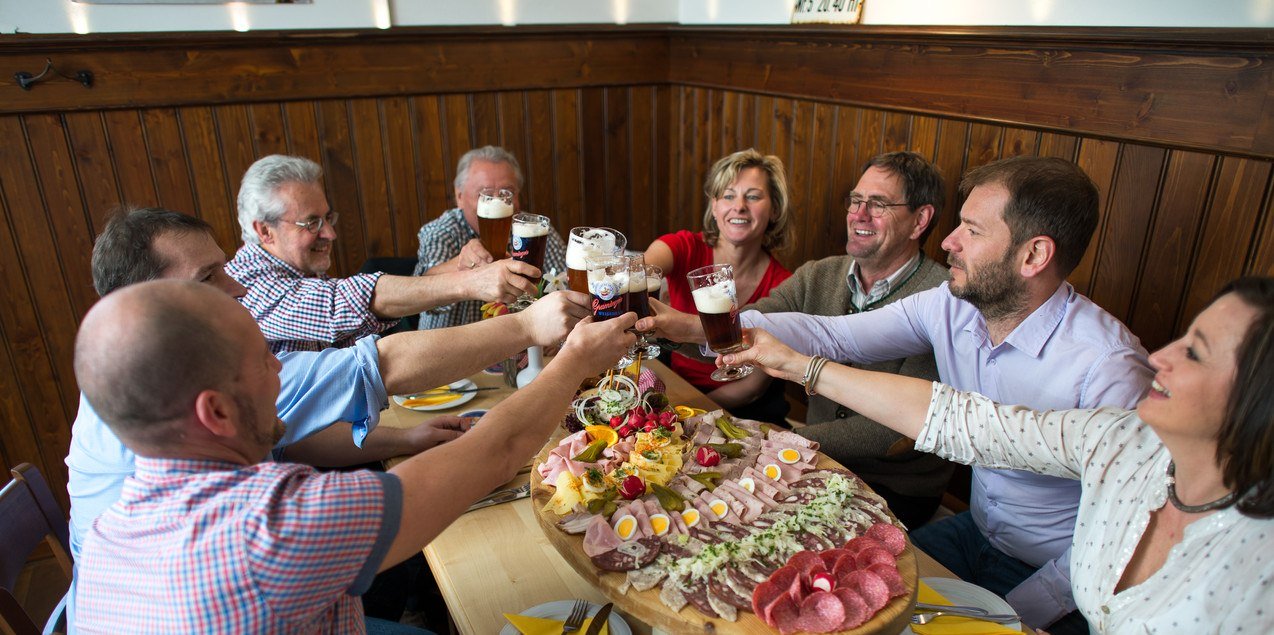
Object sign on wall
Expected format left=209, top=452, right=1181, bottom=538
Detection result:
left=791, top=0, right=863, bottom=24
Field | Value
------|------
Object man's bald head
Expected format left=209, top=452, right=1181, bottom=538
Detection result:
left=75, top=280, right=244, bottom=450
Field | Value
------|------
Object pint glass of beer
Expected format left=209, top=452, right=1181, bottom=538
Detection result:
left=586, top=255, right=629, bottom=322
left=477, top=188, right=515, bottom=258
left=510, top=213, right=550, bottom=285
left=686, top=263, right=753, bottom=381
left=636, top=264, right=663, bottom=359
left=566, top=227, right=627, bottom=295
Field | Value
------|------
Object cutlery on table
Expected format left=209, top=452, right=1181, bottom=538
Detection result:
left=466, top=482, right=531, bottom=513
left=408, top=386, right=500, bottom=397
left=560, top=598, right=590, bottom=634
left=910, top=609, right=1020, bottom=625
left=915, top=602, right=991, bottom=615
left=583, top=602, right=612, bottom=635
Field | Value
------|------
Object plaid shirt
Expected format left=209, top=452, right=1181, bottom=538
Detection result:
left=76, top=458, right=400, bottom=634
left=227, top=243, right=398, bottom=353
left=413, top=208, right=567, bottom=329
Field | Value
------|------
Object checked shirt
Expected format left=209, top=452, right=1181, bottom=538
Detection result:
left=227, top=243, right=398, bottom=353
left=75, top=458, right=401, bottom=634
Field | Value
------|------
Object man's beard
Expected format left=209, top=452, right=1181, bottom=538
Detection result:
left=948, top=250, right=1029, bottom=322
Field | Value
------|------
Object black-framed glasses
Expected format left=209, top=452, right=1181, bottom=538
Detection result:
left=845, top=194, right=910, bottom=218
left=288, top=211, right=339, bottom=233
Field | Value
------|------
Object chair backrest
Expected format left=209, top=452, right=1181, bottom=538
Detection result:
left=0, top=464, right=72, bottom=635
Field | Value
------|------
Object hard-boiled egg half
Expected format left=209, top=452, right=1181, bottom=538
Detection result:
left=680, top=508, right=701, bottom=528
left=777, top=448, right=802, bottom=464
left=613, top=514, right=639, bottom=540
left=762, top=463, right=783, bottom=480
left=737, top=477, right=756, bottom=494
left=649, top=513, right=671, bottom=536
left=708, top=498, right=729, bottom=520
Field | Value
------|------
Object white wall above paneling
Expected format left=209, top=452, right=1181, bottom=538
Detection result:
left=1, top=0, right=1269, bottom=34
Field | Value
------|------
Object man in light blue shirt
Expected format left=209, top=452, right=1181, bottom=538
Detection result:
left=640, top=156, right=1152, bottom=634
left=66, top=208, right=591, bottom=630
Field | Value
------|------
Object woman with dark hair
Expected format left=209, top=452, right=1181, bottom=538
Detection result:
left=644, top=149, right=794, bottom=419
left=721, top=277, right=1274, bottom=633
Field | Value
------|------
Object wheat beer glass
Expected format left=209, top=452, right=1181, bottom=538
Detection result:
left=636, top=264, right=663, bottom=358
left=687, top=263, right=753, bottom=381
left=510, top=213, right=550, bottom=284
left=566, top=227, right=626, bottom=295
left=477, top=188, right=515, bottom=258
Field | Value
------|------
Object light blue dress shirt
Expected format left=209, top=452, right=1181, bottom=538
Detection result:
left=742, top=282, right=1152, bottom=624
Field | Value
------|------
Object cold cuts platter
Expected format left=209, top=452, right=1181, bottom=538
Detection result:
left=532, top=406, right=917, bottom=634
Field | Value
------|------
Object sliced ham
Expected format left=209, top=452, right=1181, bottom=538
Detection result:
left=629, top=500, right=654, bottom=537
left=765, top=429, right=819, bottom=450
left=582, top=515, right=624, bottom=557
left=761, top=441, right=818, bottom=463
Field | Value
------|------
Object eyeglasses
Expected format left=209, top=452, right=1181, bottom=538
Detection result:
left=845, top=194, right=910, bottom=218
left=288, top=211, right=339, bottom=233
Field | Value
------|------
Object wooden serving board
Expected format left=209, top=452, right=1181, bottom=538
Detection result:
left=530, top=437, right=918, bottom=634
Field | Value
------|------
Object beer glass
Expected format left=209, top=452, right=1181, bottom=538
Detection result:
left=477, top=188, right=515, bottom=258
left=586, top=254, right=628, bottom=322
left=635, top=264, right=663, bottom=359
left=686, top=263, right=753, bottom=381
left=511, top=213, right=550, bottom=284
left=566, top=227, right=626, bottom=295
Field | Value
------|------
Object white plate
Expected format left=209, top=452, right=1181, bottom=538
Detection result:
left=498, top=600, right=631, bottom=635
left=392, top=379, right=478, bottom=411
left=900, top=577, right=1022, bottom=633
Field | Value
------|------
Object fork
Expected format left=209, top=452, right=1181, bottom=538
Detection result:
left=911, top=609, right=1020, bottom=625
left=561, top=599, right=590, bottom=634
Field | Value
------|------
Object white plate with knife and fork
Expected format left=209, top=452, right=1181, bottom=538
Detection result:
left=500, top=600, right=631, bottom=635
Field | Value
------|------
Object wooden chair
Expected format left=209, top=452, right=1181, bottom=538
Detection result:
left=0, top=464, right=72, bottom=635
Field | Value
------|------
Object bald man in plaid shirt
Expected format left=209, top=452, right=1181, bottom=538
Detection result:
left=73, top=280, right=636, bottom=633
left=228, top=154, right=542, bottom=353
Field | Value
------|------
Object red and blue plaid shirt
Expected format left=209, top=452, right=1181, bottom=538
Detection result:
left=76, top=457, right=401, bottom=634
left=227, top=243, right=398, bottom=353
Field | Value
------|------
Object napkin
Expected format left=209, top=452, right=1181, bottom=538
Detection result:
left=502, top=612, right=609, bottom=635
left=910, top=581, right=1024, bottom=635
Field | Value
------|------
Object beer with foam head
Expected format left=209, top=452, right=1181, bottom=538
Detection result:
left=477, top=188, right=514, bottom=258
left=587, top=255, right=628, bottom=322
left=686, top=263, right=753, bottom=381
left=510, top=213, right=550, bottom=284
left=567, top=227, right=626, bottom=294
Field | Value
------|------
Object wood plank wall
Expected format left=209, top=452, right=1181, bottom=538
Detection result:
left=0, top=25, right=1269, bottom=510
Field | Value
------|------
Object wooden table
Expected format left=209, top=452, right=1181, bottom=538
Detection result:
left=380, top=360, right=958, bottom=635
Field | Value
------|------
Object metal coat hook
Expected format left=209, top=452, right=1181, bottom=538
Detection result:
left=15, top=58, right=94, bottom=91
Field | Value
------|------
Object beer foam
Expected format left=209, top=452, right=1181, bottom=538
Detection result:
left=566, top=229, right=618, bottom=269
left=477, top=197, right=514, bottom=219
left=646, top=277, right=662, bottom=293
left=691, top=281, right=736, bottom=314
left=512, top=222, right=549, bottom=238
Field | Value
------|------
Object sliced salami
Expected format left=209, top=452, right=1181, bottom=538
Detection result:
left=833, top=587, right=871, bottom=630
left=751, top=579, right=783, bottom=619
left=818, top=547, right=852, bottom=570
left=831, top=553, right=858, bottom=578
left=866, top=521, right=907, bottom=556
left=843, top=535, right=887, bottom=555
left=794, top=590, right=847, bottom=634
left=842, top=569, right=890, bottom=611
left=786, top=550, right=825, bottom=576
left=854, top=545, right=896, bottom=570
left=769, top=594, right=800, bottom=634
left=867, top=562, right=908, bottom=597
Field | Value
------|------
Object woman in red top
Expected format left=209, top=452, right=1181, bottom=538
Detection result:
left=644, top=149, right=794, bottom=418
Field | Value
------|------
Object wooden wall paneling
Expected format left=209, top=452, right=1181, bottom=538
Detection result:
left=655, top=84, right=674, bottom=238
left=282, top=101, right=324, bottom=169
left=23, top=114, right=98, bottom=320
left=670, top=87, right=692, bottom=228
left=804, top=102, right=839, bottom=263
left=213, top=104, right=257, bottom=201
left=1180, top=156, right=1273, bottom=322
left=0, top=324, right=34, bottom=475
left=380, top=96, right=424, bottom=257
left=248, top=103, right=289, bottom=157
left=348, top=98, right=395, bottom=258
left=1068, top=138, right=1120, bottom=296
left=738, top=92, right=758, bottom=154
left=442, top=94, right=474, bottom=198
left=580, top=88, right=607, bottom=228
left=852, top=110, right=885, bottom=184
left=552, top=90, right=584, bottom=232
left=523, top=91, right=557, bottom=223
left=883, top=111, right=910, bottom=153
left=411, top=95, right=452, bottom=219
left=787, top=99, right=816, bottom=266
left=719, top=91, right=740, bottom=159
left=830, top=105, right=863, bottom=258
left=605, top=87, right=634, bottom=239
left=753, top=94, right=775, bottom=157
left=314, top=99, right=365, bottom=275
left=101, top=110, right=158, bottom=208
left=965, top=123, right=1005, bottom=170
left=629, top=86, right=656, bottom=248
left=1087, top=143, right=1167, bottom=321
left=706, top=89, right=726, bottom=162
left=0, top=116, right=80, bottom=506
left=770, top=98, right=796, bottom=230
left=471, top=93, right=501, bottom=148
left=1001, top=127, right=1039, bottom=158
left=496, top=92, right=530, bottom=209
left=139, top=109, right=197, bottom=219
left=1246, top=176, right=1274, bottom=277
left=62, top=111, right=123, bottom=233
left=692, top=88, right=714, bottom=223
left=923, top=119, right=971, bottom=259
left=177, top=107, right=238, bottom=250
left=909, top=115, right=939, bottom=158
left=1037, top=132, right=1079, bottom=161
left=1126, top=150, right=1215, bottom=350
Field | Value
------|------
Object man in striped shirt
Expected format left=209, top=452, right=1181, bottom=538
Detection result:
left=73, top=279, right=635, bottom=633
left=228, top=154, right=542, bottom=352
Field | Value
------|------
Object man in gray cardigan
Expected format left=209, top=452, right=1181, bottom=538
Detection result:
left=741, top=151, right=952, bottom=528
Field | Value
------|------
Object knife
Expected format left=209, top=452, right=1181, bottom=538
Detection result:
left=465, top=482, right=531, bottom=513
left=583, top=602, right=612, bottom=635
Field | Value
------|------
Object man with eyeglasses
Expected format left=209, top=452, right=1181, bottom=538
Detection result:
left=638, top=156, right=1152, bottom=635
left=228, top=154, right=542, bottom=352
left=413, top=146, right=568, bottom=329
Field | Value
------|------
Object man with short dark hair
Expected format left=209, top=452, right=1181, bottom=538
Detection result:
left=724, top=151, right=952, bottom=529
left=73, top=280, right=633, bottom=632
left=228, top=154, right=540, bottom=352
left=639, top=156, right=1152, bottom=634
left=414, top=146, right=568, bottom=329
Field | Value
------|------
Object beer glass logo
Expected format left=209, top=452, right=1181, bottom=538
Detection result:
left=590, top=280, right=620, bottom=301
left=511, top=235, right=529, bottom=259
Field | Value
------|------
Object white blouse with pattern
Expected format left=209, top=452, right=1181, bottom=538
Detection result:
left=915, top=383, right=1273, bottom=634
